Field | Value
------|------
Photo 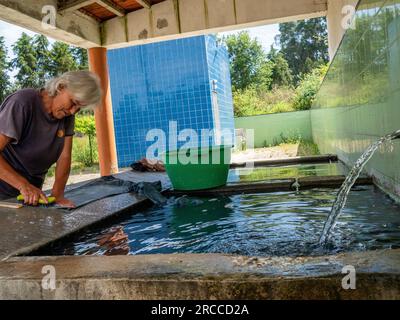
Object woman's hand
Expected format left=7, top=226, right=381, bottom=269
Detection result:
left=19, top=183, right=48, bottom=206
left=54, top=196, right=76, bottom=208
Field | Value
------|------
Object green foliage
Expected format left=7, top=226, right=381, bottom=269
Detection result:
left=267, top=46, right=293, bottom=88
left=224, top=32, right=273, bottom=91
left=74, top=115, right=97, bottom=166
left=267, top=132, right=320, bottom=156
left=233, top=86, right=260, bottom=117
left=46, top=134, right=99, bottom=176
left=270, top=132, right=303, bottom=147
left=6, top=33, right=88, bottom=94
left=0, top=36, right=11, bottom=103
left=11, top=33, right=38, bottom=88
left=32, top=35, right=51, bottom=87
left=297, top=140, right=320, bottom=156
left=70, top=47, right=89, bottom=70
left=48, top=42, right=78, bottom=77
left=72, top=136, right=99, bottom=168
left=314, top=8, right=397, bottom=109
left=233, top=64, right=328, bottom=116
left=233, top=86, right=296, bottom=117
left=223, top=25, right=329, bottom=117
left=292, top=64, right=328, bottom=111
left=276, top=17, right=329, bottom=83
left=75, top=114, right=96, bottom=137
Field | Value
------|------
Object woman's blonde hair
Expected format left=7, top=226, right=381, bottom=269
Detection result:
left=44, top=71, right=102, bottom=110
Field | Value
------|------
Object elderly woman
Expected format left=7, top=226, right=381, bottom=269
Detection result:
left=0, top=71, right=102, bottom=208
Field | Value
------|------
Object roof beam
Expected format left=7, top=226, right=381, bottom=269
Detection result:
left=58, top=0, right=125, bottom=16
left=0, top=0, right=101, bottom=48
left=136, top=0, right=151, bottom=9
left=96, top=0, right=125, bottom=16
left=104, top=0, right=328, bottom=48
left=58, top=0, right=96, bottom=13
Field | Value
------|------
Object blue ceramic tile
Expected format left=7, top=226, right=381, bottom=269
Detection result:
left=108, top=35, right=234, bottom=167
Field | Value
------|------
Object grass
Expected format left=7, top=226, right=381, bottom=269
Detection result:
left=262, top=133, right=320, bottom=156
left=46, top=135, right=99, bottom=177
left=297, top=140, right=320, bottom=156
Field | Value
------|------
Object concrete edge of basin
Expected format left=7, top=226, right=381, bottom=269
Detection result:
left=167, top=176, right=373, bottom=197
left=1, top=196, right=157, bottom=261
left=0, top=250, right=399, bottom=299
left=230, top=154, right=339, bottom=168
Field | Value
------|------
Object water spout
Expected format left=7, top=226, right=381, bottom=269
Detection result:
left=319, top=129, right=400, bottom=245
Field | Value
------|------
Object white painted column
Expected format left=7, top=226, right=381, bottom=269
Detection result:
left=327, top=0, right=359, bottom=60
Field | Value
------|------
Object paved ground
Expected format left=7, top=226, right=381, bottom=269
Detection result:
left=43, top=173, right=101, bottom=192
left=231, top=144, right=299, bottom=163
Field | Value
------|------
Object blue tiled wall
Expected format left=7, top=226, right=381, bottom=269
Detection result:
left=108, top=35, right=233, bottom=168
left=206, top=36, right=235, bottom=146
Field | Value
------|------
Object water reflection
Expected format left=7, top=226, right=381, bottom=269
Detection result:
left=228, top=162, right=348, bottom=183
left=49, top=185, right=400, bottom=257
left=96, top=226, right=130, bottom=255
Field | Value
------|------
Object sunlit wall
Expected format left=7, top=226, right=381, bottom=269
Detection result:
left=311, top=0, right=400, bottom=199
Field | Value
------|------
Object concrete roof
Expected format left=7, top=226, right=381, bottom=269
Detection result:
left=0, top=0, right=328, bottom=48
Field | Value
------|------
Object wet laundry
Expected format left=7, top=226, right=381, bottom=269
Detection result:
left=130, top=158, right=165, bottom=172
left=56, top=175, right=167, bottom=210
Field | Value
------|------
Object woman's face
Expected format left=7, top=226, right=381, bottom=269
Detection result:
left=51, top=88, right=83, bottom=119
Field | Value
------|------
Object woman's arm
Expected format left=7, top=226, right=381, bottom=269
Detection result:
left=51, top=136, right=75, bottom=208
left=0, top=134, right=48, bottom=205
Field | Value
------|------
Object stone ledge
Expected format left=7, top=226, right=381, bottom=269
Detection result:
left=0, top=250, right=399, bottom=299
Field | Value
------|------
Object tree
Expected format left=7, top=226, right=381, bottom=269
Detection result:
left=0, top=36, right=11, bottom=103
left=276, top=17, right=329, bottom=83
left=292, top=64, right=328, bottom=111
left=11, top=33, right=38, bottom=88
left=48, top=41, right=78, bottom=77
left=267, top=46, right=293, bottom=88
left=32, top=34, right=51, bottom=87
left=70, top=46, right=88, bottom=70
left=224, top=31, right=272, bottom=91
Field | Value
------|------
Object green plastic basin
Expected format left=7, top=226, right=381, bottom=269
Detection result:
left=164, top=145, right=232, bottom=191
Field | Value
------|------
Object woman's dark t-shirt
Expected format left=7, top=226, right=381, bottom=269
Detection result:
left=0, top=89, right=75, bottom=196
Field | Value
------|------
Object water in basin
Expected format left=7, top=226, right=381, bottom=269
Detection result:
left=228, top=162, right=349, bottom=183
left=47, top=184, right=400, bottom=257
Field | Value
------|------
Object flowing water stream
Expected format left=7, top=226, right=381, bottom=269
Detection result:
left=319, top=130, right=400, bottom=244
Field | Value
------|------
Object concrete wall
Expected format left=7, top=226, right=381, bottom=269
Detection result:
left=0, top=0, right=101, bottom=48
left=327, top=0, right=359, bottom=60
left=235, top=110, right=312, bottom=148
left=0, top=0, right=329, bottom=49
left=104, top=0, right=328, bottom=48
left=311, top=0, right=400, bottom=199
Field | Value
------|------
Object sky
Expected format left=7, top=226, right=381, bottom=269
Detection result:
left=0, top=19, right=280, bottom=78
left=0, top=20, right=56, bottom=78
left=219, top=24, right=280, bottom=51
